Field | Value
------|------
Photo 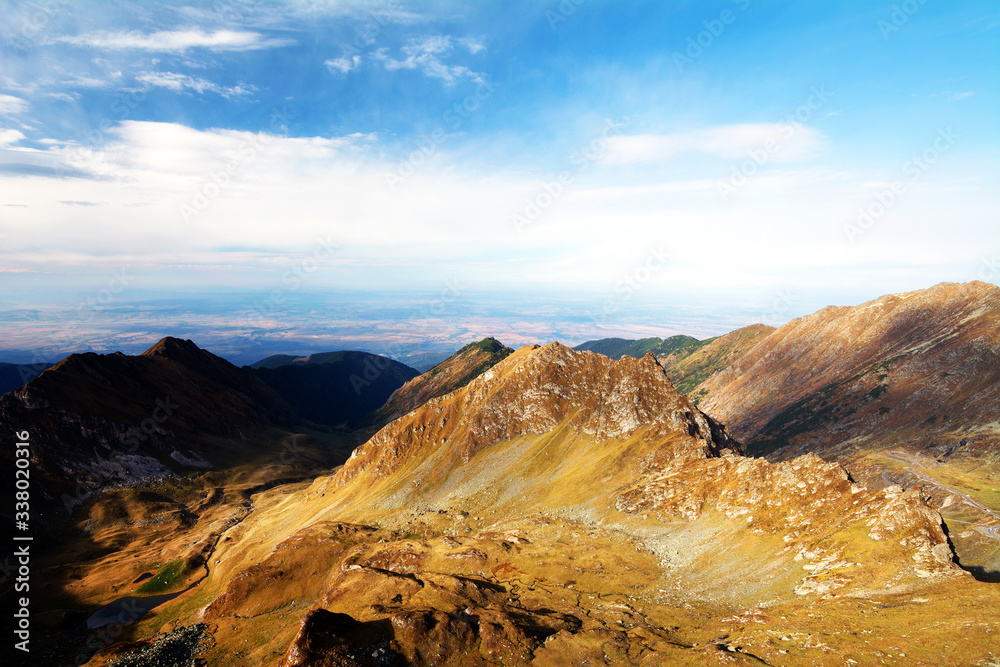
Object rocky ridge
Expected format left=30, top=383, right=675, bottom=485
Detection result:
left=338, top=343, right=739, bottom=486
left=696, top=281, right=1000, bottom=462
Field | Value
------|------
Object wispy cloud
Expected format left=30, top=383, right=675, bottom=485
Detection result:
left=375, top=36, right=484, bottom=85
left=61, top=72, right=123, bottom=89
left=947, top=91, right=974, bottom=101
left=601, top=124, right=826, bottom=165
left=136, top=71, right=256, bottom=98
left=457, top=37, right=487, bottom=54
left=54, top=29, right=295, bottom=53
left=0, top=95, right=29, bottom=114
left=325, top=55, right=361, bottom=75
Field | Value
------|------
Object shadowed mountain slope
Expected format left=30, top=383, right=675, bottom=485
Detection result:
left=665, top=323, right=775, bottom=397
left=573, top=335, right=706, bottom=361
left=0, top=337, right=299, bottom=506
left=0, top=361, right=54, bottom=396
left=573, top=327, right=775, bottom=400
left=697, top=281, right=1000, bottom=463
left=367, top=337, right=514, bottom=430
left=249, top=351, right=419, bottom=427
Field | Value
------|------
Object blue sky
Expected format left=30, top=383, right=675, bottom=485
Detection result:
left=0, top=0, right=998, bottom=340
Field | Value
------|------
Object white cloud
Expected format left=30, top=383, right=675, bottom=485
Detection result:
left=601, top=124, right=826, bottom=165
left=0, top=95, right=29, bottom=114
left=42, top=92, right=81, bottom=102
left=136, top=72, right=256, bottom=98
left=55, top=29, right=295, bottom=53
left=375, top=36, right=484, bottom=85
left=947, top=91, right=974, bottom=101
left=61, top=72, right=123, bottom=89
left=0, top=119, right=994, bottom=301
left=457, top=37, right=486, bottom=54
left=325, top=55, right=361, bottom=75
left=0, top=129, right=26, bottom=146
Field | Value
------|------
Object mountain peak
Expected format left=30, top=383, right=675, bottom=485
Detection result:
left=141, top=336, right=207, bottom=360
left=340, top=341, right=739, bottom=486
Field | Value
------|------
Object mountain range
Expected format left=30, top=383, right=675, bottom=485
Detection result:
left=2, top=281, right=998, bottom=666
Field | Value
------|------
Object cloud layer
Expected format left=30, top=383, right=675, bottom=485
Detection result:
left=55, top=29, right=295, bottom=52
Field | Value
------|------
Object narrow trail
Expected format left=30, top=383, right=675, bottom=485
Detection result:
left=884, top=451, right=1000, bottom=543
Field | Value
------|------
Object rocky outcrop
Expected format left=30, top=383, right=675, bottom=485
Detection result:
left=338, top=343, right=741, bottom=485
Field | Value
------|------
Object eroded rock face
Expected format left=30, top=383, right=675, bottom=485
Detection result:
left=616, top=452, right=963, bottom=595
left=279, top=609, right=401, bottom=667
left=338, top=343, right=740, bottom=485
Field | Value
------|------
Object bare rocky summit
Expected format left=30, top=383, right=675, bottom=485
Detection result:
left=339, top=343, right=739, bottom=486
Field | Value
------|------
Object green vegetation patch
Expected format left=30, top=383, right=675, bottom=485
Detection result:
left=457, top=337, right=508, bottom=355
left=868, top=384, right=888, bottom=399
left=137, top=559, right=187, bottom=594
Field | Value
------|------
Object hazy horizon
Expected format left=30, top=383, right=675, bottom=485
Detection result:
left=0, top=279, right=995, bottom=367
left=1, top=0, right=998, bottom=364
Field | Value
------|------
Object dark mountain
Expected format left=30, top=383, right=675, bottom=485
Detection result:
left=575, top=334, right=713, bottom=360
left=249, top=351, right=419, bottom=427
left=670, top=323, right=775, bottom=398
left=0, top=361, right=54, bottom=395
left=0, top=337, right=299, bottom=507
left=573, top=330, right=775, bottom=399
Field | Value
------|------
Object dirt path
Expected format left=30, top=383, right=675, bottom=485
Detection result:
left=885, top=451, right=1000, bottom=542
